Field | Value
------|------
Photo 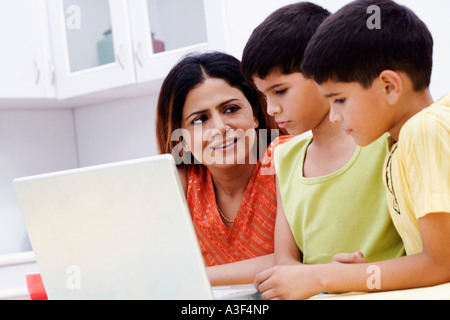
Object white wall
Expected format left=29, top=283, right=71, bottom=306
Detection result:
left=74, top=94, right=159, bottom=167
left=0, top=109, right=78, bottom=254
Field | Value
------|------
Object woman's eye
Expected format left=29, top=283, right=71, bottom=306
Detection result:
left=192, top=115, right=207, bottom=125
left=224, top=105, right=240, bottom=113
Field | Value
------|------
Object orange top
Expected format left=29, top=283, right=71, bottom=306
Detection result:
left=186, top=136, right=292, bottom=266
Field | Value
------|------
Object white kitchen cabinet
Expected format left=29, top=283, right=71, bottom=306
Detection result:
left=47, top=0, right=136, bottom=99
left=0, top=0, right=55, bottom=99
left=47, top=0, right=227, bottom=100
left=128, top=0, right=227, bottom=83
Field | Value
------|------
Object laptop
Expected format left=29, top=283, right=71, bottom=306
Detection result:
left=13, top=154, right=258, bottom=300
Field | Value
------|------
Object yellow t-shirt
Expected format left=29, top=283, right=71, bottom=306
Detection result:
left=275, top=134, right=405, bottom=264
left=384, top=94, right=450, bottom=255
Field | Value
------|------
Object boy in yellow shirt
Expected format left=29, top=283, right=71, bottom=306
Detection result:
left=241, top=1, right=404, bottom=297
left=254, top=0, right=450, bottom=299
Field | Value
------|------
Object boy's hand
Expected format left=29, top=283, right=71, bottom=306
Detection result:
left=332, top=251, right=368, bottom=264
left=254, top=265, right=322, bottom=300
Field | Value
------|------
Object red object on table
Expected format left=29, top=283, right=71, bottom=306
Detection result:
left=26, top=273, right=48, bottom=300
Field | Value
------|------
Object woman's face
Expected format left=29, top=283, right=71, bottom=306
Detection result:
left=181, top=78, right=258, bottom=167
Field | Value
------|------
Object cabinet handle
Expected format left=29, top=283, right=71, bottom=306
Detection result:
left=135, top=42, right=143, bottom=68
left=49, top=61, right=55, bottom=86
left=116, top=45, right=125, bottom=70
left=34, top=60, right=40, bottom=85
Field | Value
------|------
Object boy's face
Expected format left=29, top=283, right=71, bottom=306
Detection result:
left=317, top=80, right=392, bottom=146
left=253, top=71, right=329, bottom=136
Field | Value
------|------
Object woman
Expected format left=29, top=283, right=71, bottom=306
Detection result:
left=156, top=52, right=289, bottom=285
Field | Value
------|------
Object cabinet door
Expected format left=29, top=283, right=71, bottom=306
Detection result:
left=0, top=0, right=53, bottom=99
left=128, top=0, right=227, bottom=83
left=47, top=0, right=135, bottom=99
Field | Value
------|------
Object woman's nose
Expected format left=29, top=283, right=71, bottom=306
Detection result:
left=211, top=114, right=229, bottom=133
left=203, top=114, right=229, bottom=141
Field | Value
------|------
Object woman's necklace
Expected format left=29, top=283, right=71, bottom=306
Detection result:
left=217, top=205, right=234, bottom=224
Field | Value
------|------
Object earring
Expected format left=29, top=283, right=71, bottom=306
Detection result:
left=181, top=140, right=190, bottom=152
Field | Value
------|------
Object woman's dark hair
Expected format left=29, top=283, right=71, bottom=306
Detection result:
left=156, top=51, right=284, bottom=164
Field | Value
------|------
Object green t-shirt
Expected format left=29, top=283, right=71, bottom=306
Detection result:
left=275, top=134, right=405, bottom=264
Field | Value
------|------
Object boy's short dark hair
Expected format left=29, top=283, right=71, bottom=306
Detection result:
left=241, top=2, right=330, bottom=80
left=301, top=0, right=433, bottom=91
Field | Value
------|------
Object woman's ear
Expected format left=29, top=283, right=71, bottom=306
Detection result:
left=253, top=118, right=259, bottom=128
left=378, top=70, right=403, bottom=105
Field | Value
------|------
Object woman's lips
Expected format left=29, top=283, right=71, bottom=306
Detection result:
left=210, top=137, right=239, bottom=151
left=276, top=121, right=290, bottom=129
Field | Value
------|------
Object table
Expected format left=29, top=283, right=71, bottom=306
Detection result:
left=310, top=282, right=450, bottom=300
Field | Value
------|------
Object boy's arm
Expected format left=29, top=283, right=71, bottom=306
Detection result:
left=274, top=176, right=302, bottom=265
left=252, top=178, right=305, bottom=300
left=322, top=212, right=450, bottom=294
left=385, top=212, right=450, bottom=288
left=256, top=211, right=450, bottom=299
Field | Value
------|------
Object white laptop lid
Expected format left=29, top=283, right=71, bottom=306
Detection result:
left=13, top=154, right=214, bottom=300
